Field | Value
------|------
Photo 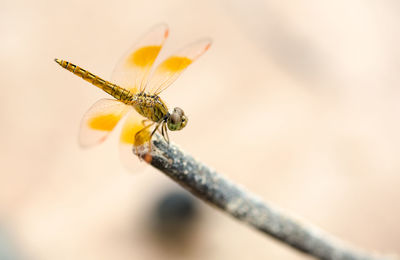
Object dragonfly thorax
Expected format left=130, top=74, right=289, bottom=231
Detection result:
left=132, top=93, right=188, bottom=131
left=132, top=92, right=169, bottom=123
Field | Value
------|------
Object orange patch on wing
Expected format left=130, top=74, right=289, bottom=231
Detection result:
left=160, top=56, right=192, bottom=72
left=134, top=130, right=152, bottom=146
left=120, top=121, right=151, bottom=145
left=127, top=45, right=161, bottom=67
left=89, top=114, right=122, bottom=131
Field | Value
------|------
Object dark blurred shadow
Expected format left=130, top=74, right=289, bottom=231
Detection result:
left=147, top=189, right=200, bottom=254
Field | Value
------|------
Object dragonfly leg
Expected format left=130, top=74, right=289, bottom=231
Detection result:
left=147, top=122, right=163, bottom=151
left=150, top=122, right=161, bottom=138
left=141, top=119, right=152, bottom=127
left=162, top=122, right=170, bottom=144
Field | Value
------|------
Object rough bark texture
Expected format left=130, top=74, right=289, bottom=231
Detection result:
left=142, top=134, right=393, bottom=260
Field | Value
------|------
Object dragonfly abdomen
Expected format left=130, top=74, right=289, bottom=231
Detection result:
left=133, top=93, right=169, bottom=123
left=55, top=59, right=133, bottom=104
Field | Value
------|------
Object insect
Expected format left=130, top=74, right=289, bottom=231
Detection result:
left=55, top=24, right=211, bottom=169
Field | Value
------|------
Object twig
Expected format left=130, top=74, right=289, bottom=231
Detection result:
left=142, top=134, right=393, bottom=260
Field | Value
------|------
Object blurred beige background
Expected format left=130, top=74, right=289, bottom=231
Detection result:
left=1, top=0, right=399, bottom=259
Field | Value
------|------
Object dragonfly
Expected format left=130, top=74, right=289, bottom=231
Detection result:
left=55, top=24, right=211, bottom=169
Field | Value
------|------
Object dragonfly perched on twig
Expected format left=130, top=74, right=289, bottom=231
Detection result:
left=55, top=24, right=211, bottom=169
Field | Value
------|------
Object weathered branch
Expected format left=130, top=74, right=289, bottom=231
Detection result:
left=141, top=134, right=394, bottom=260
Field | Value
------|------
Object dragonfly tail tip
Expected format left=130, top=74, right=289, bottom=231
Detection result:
left=54, top=58, right=62, bottom=65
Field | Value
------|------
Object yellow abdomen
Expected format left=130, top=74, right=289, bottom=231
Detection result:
left=55, top=59, right=133, bottom=104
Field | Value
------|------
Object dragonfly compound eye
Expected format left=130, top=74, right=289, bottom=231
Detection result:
left=167, top=107, right=188, bottom=131
left=170, top=113, right=180, bottom=125
left=174, top=107, right=184, bottom=117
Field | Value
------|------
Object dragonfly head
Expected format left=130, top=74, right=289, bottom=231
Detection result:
left=167, top=107, right=187, bottom=131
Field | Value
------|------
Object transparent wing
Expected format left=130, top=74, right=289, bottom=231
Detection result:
left=145, top=38, right=212, bottom=95
left=119, top=110, right=152, bottom=171
left=79, top=99, right=129, bottom=148
left=111, top=24, right=169, bottom=93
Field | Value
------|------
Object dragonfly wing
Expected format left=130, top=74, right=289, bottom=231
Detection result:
left=79, top=98, right=129, bottom=147
left=119, top=110, right=152, bottom=171
left=111, top=24, right=169, bottom=93
left=145, top=38, right=212, bottom=95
